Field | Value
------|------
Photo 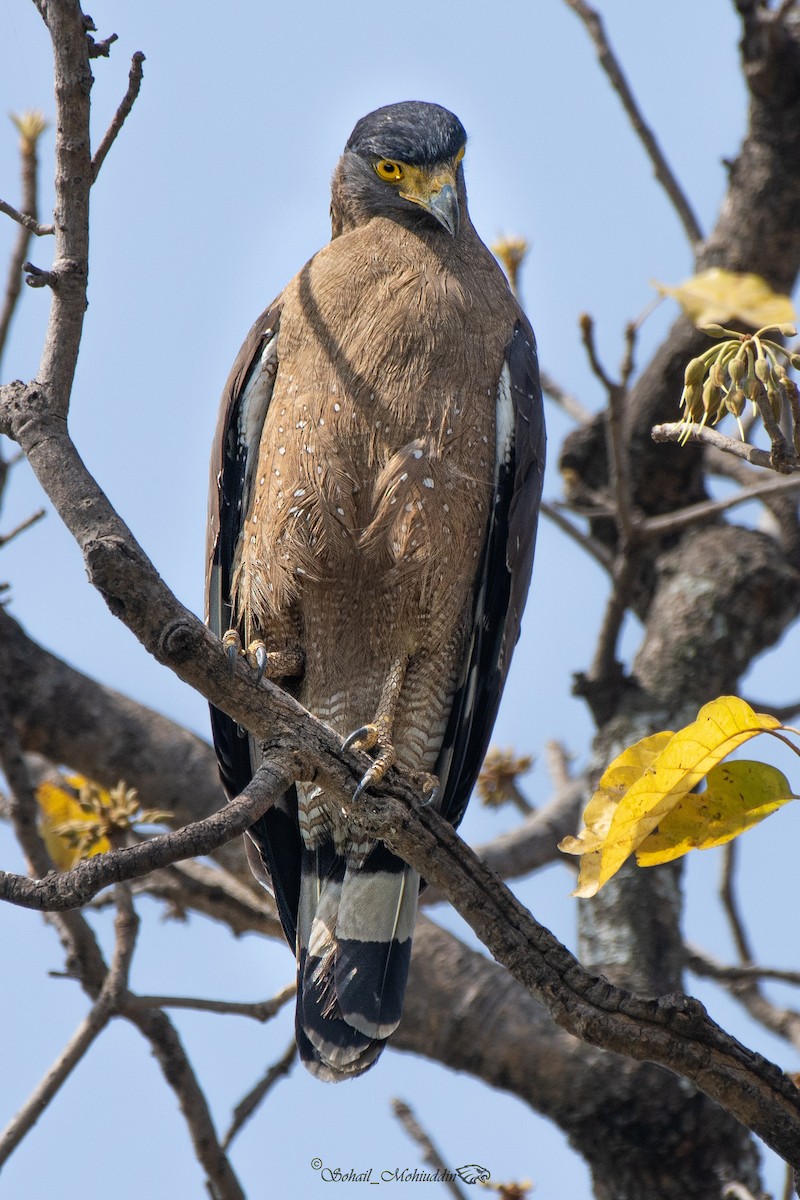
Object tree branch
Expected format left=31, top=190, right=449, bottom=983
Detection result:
left=91, top=52, right=145, bottom=181
left=562, top=0, right=703, bottom=245
left=0, top=761, right=291, bottom=911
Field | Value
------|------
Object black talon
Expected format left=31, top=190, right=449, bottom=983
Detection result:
left=342, top=726, right=371, bottom=754
left=254, top=644, right=268, bottom=681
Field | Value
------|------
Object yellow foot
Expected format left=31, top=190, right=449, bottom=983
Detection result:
left=342, top=718, right=396, bottom=801
left=221, top=630, right=303, bottom=681
left=412, top=771, right=440, bottom=806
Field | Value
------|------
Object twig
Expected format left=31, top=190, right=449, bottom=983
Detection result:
left=0, top=1010, right=110, bottom=1164
left=721, top=841, right=754, bottom=964
left=540, top=368, right=593, bottom=424
left=653, top=421, right=796, bottom=470
left=541, top=501, right=614, bottom=572
left=576, top=316, right=642, bottom=684
left=0, top=881, right=138, bottom=1165
left=588, top=552, right=639, bottom=682
left=87, top=32, right=118, bottom=59
left=124, top=1004, right=246, bottom=1200
left=391, top=1099, right=467, bottom=1200
left=686, top=949, right=800, bottom=988
left=563, top=0, right=703, bottom=246
left=743, top=696, right=800, bottom=723
left=688, top=945, right=800, bottom=1053
left=32, top=0, right=94, bottom=416
left=91, top=52, right=145, bottom=181
left=23, top=261, right=56, bottom=289
left=0, top=199, right=52, bottom=238
left=0, top=507, right=46, bottom=547
left=544, top=740, right=574, bottom=792
left=132, top=856, right=280, bottom=939
left=130, top=983, right=295, bottom=1022
left=579, top=314, right=638, bottom=543
left=222, top=1040, right=297, bottom=1150
left=637, top=473, right=800, bottom=539
left=0, top=117, right=45, bottom=373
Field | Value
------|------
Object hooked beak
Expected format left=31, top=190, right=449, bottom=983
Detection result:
left=399, top=166, right=460, bottom=237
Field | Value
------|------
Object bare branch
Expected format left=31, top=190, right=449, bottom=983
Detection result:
left=562, top=0, right=703, bottom=246
left=0, top=761, right=291, bottom=911
left=0, top=507, right=45, bottom=547
left=91, top=52, right=146, bottom=181
left=22, top=260, right=56, bottom=289
left=0, top=116, right=46, bottom=373
left=721, top=841, right=754, bottom=964
left=130, top=983, right=295, bottom=1022
left=391, top=1098, right=467, bottom=1200
left=346, top=787, right=800, bottom=1168
left=0, top=1006, right=110, bottom=1164
left=124, top=1003, right=246, bottom=1200
left=128, top=858, right=280, bottom=938
left=0, top=199, right=52, bottom=238
left=687, top=949, right=800, bottom=989
left=637, top=473, right=800, bottom=539
left=541, top=501, right=614, bottom=571
left=540, top=368, right=593, bottom=424
left=32, top=0, right=93, bottom=415
left=689, top=945, right=800, bottom=1053
left=222, top=1040, right=297, bottom=1150
left=0, top=812, right=137, bottom=1165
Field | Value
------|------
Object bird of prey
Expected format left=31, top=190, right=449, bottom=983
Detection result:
left=206, top=101, right=545, bottom=1080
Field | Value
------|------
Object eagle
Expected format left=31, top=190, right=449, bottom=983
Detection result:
left=206, top=100, right=545, bottom=1080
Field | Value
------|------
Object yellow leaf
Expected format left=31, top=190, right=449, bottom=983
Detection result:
left=636, top=761, right=795, bottom=865
left=558, top=730, right=673, bottom=897
left=561, top=697, right=780, bottom=897
left=36, top=774, right=111, bottom=870
left=656, top=268, right=796, bottom=329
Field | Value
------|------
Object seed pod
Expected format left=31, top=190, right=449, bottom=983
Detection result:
left=702, top=376, right=722, bottom=421
left=700, top=324, right=729, bottom=338
left=728, top=355, right=746, bottom=385
left=778, top=323, right=798, bottom=338
left=754, top=357, right=771, bottom=385
left=681, top=382, right=704, bottom=421
left=683, top=356, right=708, bottom=387
left=767, top=380, right=785, bottom=422
left=726, top=388, right=745, bottom=417
left=710, top=359, right=726, bottom=388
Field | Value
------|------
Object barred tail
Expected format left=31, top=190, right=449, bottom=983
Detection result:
left=296, top=841, right=419, bottom=1081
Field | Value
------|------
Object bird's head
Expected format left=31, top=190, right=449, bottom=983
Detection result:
left=331, top=101, right=467, bottom=239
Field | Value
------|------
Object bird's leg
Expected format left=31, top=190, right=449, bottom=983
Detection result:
left=342, top=655, right=409, bottom=801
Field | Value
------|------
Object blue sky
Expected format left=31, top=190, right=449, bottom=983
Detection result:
left=2, top=1, right=798, bottom=1197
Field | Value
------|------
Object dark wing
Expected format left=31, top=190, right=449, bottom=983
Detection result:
left=206, top=298, right=304, bottom=946
left=436, top=318, right=546, bottom=829
left=206, top=299, right=282, bottom=796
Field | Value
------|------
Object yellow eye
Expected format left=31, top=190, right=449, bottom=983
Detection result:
left=375, top=159, right=404, bottom=182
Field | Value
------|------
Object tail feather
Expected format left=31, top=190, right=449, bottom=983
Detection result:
left=295, top=839, right=419, bottom=1079
left=335, top=857, right=418, bottom=1038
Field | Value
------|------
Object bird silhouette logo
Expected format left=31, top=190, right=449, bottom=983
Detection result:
left=456, top=1163, right=491, bottom=1184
